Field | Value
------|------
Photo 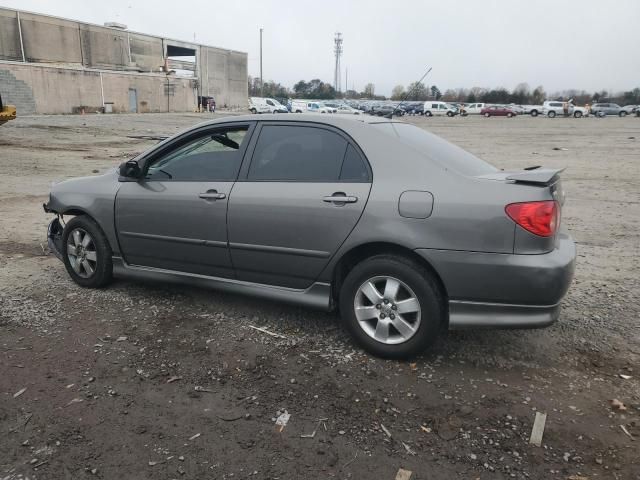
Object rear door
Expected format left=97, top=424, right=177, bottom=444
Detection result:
left=115, top=123, right=254, bottom=277
left=227, top=123, right=372, bottom=288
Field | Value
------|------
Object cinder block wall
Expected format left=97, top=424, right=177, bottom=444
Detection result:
left=0, top=68, right=37, bottom=114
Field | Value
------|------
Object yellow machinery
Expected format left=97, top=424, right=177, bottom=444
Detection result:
left=0, top=94, right=17, bottom=126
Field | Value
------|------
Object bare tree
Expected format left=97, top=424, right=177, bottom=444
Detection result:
left=391, top=85, right=405, bottom=100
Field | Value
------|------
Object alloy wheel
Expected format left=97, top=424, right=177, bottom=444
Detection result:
left=353, top=276, right=421, bottom=345
left=66, top=228, right=97, bottom=278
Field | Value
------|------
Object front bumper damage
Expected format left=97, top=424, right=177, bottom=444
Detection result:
left=47, top=216, right=64, bottom=261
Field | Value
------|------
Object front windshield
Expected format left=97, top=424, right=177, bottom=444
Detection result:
left=372, top=123, right=498, bottom=176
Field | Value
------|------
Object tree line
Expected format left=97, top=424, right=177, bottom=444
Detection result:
left=249, top=76, right=640, bottom=105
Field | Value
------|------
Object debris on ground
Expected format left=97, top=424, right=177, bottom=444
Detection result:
left=610, top=399, right=627, bottom=411
left=247, top=325, right=287, bottom=339
left=65, top=397, right=83, bottom=407
left=620, top=425, right=635, bottom=441
left=380, top=423, right=392, bottom=438
left=529, top=411, right=547, bottom=447
left=13, top=387, right=27, bottom=398
left=395, top=468, right=413, bottom=480
left=401, top=441, right=416, bottom=455
left=167, top=376, right=182, bottom=383
left=188, top=433, right=201, bottom=441
left=275, top=411, right=291, bottom=432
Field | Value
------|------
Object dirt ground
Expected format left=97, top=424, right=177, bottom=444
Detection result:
left=1, top=112, right=639, bottom=480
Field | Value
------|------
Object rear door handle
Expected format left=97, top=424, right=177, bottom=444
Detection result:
left=199, top=190, right=226, bottom=200
left=323, top=193, right=358, bottom=204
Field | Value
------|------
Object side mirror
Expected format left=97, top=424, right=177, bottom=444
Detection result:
left=119, top=160, right=141, bottom=179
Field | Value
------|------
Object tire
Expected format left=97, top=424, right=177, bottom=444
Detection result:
left=619, top=111, right=627, bottom=117
left=446, top=111, right=454, bottom=117
left=425, top=111, right=432, bottom=117
left=339, top=255, right=445, bottom=359
left=507, top=112, right=514, bottom=118
left=484, top=112, right=490, bottom=117
left=250, top=108, right=257, bottom=114
left=548, top=111, right=556, bottom=118
left=574, top=111, right=583, bottom=118
left=61, top=216, right=113, bottom=288
left=530, top=110, right=539, bottom=117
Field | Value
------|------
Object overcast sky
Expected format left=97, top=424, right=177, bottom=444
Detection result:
left=4, top=0, right=640, bottom=96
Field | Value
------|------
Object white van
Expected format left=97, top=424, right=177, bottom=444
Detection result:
left=290, top=100, right=333, bottom=113
left=248, top=97, right=288, bottom=114
left=461, top=103, right=486, bottom=115
left=423, top=101, right=458, bottom=117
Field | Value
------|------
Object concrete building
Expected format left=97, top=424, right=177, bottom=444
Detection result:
left=0, top=7, right=248, bottom=114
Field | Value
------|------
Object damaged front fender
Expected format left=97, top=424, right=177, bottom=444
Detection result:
left=47, top=217, right=64, bottom=261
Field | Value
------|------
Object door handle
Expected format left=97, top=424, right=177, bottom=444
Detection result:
left=199, top=190, right=226, bottom=200
left=323, top=193, right=358, bottom=204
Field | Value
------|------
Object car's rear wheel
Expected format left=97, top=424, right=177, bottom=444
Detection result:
left=619, top=111, right=627, bottom=117
left=339, top=255, right=444, bottom=359
left=425, top=111, right=432, bottom=117
left=548, top=111, right=556, bottom=118
left=446, top=111, right=454, bottom=117
left=530, top=110, right=538, bottom=117
left=250, top=108, right=257, bottom=114
left=484, top=112, right=490, bottom=117
left=62, top=216, right=113, bottom=288
left=507, top=112, right=514, bottom=118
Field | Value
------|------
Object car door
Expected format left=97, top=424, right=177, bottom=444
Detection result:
left=227, top=123, right=372, bottom=289
left=115, top=123, right=254, bottom=277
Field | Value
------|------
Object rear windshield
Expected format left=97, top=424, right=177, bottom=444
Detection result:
left=372, top=122, right=498, bottom=176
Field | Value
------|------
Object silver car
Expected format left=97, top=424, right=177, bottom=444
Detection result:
left=45, top=115, right=576, bottom=358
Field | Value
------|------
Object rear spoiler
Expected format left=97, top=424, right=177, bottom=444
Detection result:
left=477, top=167, right=565, bottom=186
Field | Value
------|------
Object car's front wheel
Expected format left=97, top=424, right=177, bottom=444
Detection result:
left=530, top=110, right=538, bottom=117
left=619, top=111, right=627, bottom=117
left=339, top=255, right=444, bottom=359
left=62, top=216, right=113, bottom=288
left=574, top=111, right=583, bottom=118
left=507, top=112, right=514, bottom=117
left=548, top=111, right=556, bottom=118
left=484, top=112, right=490, bottom=117
left=424, top=111, right=432, bottom=117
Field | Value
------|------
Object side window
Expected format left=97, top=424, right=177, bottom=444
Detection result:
left=146, top=127, right=248, bottom=182
left=248, top=125, right=347, bottom=182
left=432, top=104, right=438, bottom=108
left=339, top=144, right=369, bottom=182
left=266, top=100, right=274, bottom=106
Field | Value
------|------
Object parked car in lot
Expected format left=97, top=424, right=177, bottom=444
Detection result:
left=572, top=105, right=589, bottom=118
left=591, top=103, right=624, bottom=117
left=460, top=103, right=486, bottom=115
left=521, top=105, right=544, bottom=116
left=248, top=97, right=288, bottom=114
left=334, top=105, right=361, bottom=115
left=481, top=105, right=517, bottom=117
left=290, top=101, right=334, bottom=113
left=621, top=104, right=638, bottom=115
left=542, top=101, right=575, bottom=118
left=44, top=114, right=576, bottom=359
left=423, top=101, right=458, bottom=117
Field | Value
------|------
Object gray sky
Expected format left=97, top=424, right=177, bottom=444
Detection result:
left=4, top=0, right=640, bottom=96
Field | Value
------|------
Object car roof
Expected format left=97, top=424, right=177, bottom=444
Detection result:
left=199, top=113, right=395, bottom=128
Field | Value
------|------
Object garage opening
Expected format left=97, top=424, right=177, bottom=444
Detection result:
left=166, top=44, right=196, bottom=77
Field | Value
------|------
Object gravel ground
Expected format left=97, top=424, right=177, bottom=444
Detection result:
left=1, top=112, right=639, bottom=480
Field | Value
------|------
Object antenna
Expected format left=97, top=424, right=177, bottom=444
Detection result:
left=333, top=33, right=343, bottom=93
left=386, top=67, right=432, bottom=119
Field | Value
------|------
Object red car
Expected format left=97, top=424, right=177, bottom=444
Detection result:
left=481, top=105, right=517, bottom=117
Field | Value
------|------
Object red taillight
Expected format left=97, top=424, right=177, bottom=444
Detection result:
left=505, top=201, right=559, bottom=237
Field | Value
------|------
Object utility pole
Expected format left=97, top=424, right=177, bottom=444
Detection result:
left=259, top=28, right=263, bottom=97
left=345, top=68, right=348, bottom=96
left=333, top=32, right=343, bottom=93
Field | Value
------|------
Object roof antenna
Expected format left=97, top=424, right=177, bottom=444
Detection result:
left=386, top=67, right=432, bottom=119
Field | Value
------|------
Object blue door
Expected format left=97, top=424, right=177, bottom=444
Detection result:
left=128, top=89, right=138, bottom=113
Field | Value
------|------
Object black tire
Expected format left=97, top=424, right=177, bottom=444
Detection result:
left=507, top=112, right=514, bottom=118
left=339, top=255, right=445, bottom=359
left=61, top=216, right=113, bottom=288
left=530, top=110, right=538, bottom=117
left=548, top=111, right=556, bottom=118
left=484, top=112, right=490, bottom=117
left=425, top=111, right=432, bottom=117
left=574, top=111, right=583, bottom=118
left=250, top=108, right=257, bottom=114
left=446, top=111, right=454, bottom=117
left=619, top=111, right=627, bottom=117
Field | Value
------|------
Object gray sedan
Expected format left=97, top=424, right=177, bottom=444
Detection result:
left=45, top=115, right=576, bottom=358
